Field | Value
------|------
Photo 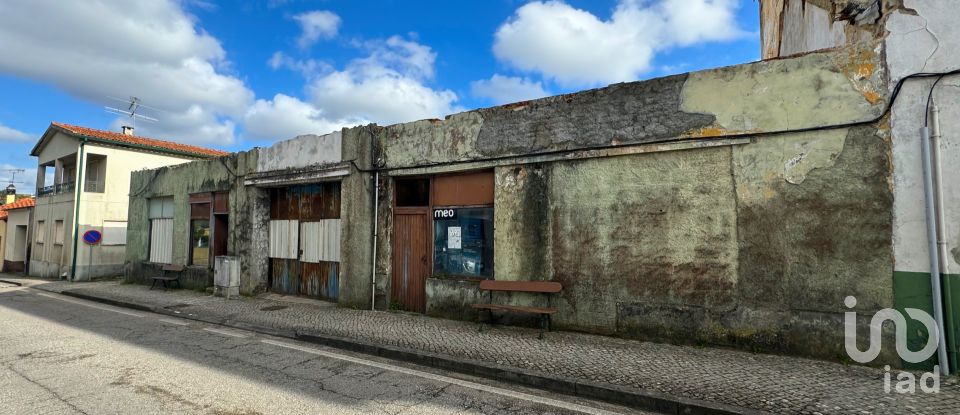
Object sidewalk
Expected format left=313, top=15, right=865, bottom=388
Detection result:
left=2, top=275, right=958, bottom=415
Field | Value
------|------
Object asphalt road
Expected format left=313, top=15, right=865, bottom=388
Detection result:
left=0, top=282, right=646, bottom=415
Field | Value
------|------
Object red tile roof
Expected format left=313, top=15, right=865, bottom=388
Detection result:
left=0, top=197, right=35, bottom=217
left=50, top=122, right=229, bottom=158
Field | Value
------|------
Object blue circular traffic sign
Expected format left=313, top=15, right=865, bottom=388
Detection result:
left=83, top=230, right=102, bottom=245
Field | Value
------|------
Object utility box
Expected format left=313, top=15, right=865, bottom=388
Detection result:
left=214, top=256, right=240, bottom=298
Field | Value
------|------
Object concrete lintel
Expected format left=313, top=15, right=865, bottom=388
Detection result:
left=244, top=165, right=351, bottom=187
left=388, top=137, right=751, bottom=177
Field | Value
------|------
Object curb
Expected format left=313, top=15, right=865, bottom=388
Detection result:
left=294, top=332, right=759, bottom=415
left=50, top=288, right=762, bottom=415
left=0, top=279, right=23, bottom=286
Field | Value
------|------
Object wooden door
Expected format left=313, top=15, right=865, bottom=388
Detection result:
left=391, top=212, right=430, bottom=312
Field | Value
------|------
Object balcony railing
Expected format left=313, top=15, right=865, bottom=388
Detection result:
left=55, top=181, right=75, bottom=194
left=84, top=180, right=104, bottom=193
left=37, top=185, right=54, bottom=196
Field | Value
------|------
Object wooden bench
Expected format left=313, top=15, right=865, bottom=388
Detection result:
left=471, top=280, right=562, bottom=339
left=150, top=264, right=184, bottom=290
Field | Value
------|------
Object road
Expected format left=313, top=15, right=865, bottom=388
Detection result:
left=0, top=282, right=645, bottom=415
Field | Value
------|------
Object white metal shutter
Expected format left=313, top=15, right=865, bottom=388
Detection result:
left=269, top=220, right=299, bottom=259
left=299, top=219, right=341, bottom=263
left=149, top=218, right=173, bottom=263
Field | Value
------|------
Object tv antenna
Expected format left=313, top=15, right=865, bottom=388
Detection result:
left=1, top=168, right=25, bottom=185
left=104, top=96, right=159, bottom=130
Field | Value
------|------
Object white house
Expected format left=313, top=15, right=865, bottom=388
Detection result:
left=29, top=122, right=228, bottom=280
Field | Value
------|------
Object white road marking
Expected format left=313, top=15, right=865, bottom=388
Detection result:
left=261, top=339, right=624, bottom=415
left=204, top=327, right=247, bottom=338
left=158, top=318, right=190, bottom=326
left=35, top=292, right=146, bottom=318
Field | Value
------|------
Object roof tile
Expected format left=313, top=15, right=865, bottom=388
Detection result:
left=51, top=122, right=229, bottom=158
left=0, top=197, right=35, bottom=212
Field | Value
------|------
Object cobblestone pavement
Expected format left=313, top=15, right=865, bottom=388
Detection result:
left=5, top=276, right=959, bottom=414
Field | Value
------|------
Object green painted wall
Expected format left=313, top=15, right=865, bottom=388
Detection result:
left=893, top=271, right=960, bottom=370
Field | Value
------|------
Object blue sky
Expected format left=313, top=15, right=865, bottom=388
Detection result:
left=0, top=0, right=760, bottom=193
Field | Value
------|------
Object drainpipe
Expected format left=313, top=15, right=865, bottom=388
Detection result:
left=920, top=125, right=950, bottom=375
left=930, top=101, right=957, bottom=371
left=69, top=138, right=87, bottom=281
left=370, top=170, right=379, bottom=311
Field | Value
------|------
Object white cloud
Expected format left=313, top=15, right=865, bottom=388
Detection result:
left=304, top=36, right=459, bottom=125
left=294, top=10, right=341, bottom=49
left=268, top=51, right=329, bottom=78
left=253, top=35, right=459, bottom=140
left=0, top=122, right=32, bottom=142
left=244, top=94, right=367, bottom=141
left=471, top=74, right=550, bottom=104
left=0, top=0, right=254, bottom=145
left=493, top=0, right=745, bottom=86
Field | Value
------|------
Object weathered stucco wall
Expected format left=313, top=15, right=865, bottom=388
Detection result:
left=125, top=151, right=259, bottom=291
left=256, top=131, right=342, bottom=172
left=885, top=0, right=960, bottom=369
left=378, top=44, right=884, bottom=170
left=371, top=44, right=898, bottom=363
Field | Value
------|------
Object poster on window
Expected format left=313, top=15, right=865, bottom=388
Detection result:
left=447, top=226, right=462, bottom=249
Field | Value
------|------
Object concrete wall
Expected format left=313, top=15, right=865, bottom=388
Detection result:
left=125, top=131, right=349, bottom=296
left=3, top=208, right=30, bottom=272
left=369, top=43, right=897, bottom=363
left=884, top=0, right=960, bottom=369
left=125, top=151, right=259, bottom=291
left=256, top=131, right=342, bottom=172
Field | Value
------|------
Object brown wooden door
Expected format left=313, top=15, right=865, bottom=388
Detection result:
left=391, top=212, right=430, bottom=312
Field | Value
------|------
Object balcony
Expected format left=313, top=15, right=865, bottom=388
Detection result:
left=36, top=153, right=105, bottom=198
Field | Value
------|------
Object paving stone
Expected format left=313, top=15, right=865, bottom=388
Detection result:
left=11, top=277, right=960, bottom=414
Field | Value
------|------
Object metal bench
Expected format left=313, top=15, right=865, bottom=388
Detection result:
left=150, top=264, right=184, bottom=290
left=471, top=280, right=562, bottom=339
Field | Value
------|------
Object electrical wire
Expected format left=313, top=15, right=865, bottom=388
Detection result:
left=925, top=75, right=947, bottom=127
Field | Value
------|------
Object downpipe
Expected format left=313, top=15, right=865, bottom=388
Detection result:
left=930, top=102, right=958, bottom=371
left=69, top=138, right=87, bottom=281
left=370, top=170, right=379, bottom=311
left=920, top=124, right=951, bottom=375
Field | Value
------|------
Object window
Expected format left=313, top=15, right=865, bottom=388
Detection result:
left=36, top=221, right=45, bottom=244
left=102, top=221, right=127, bottom=245
left=148, top=197, right=174, bottom=263
left=429, top=171, right=495, bottom=279
left=84, top=154, right=106, bottom=193
left=433, top=207, right=494, bottom=278
left=190, top=219, right=210, bottom=266
left=395, top=178, right=430, bottom=206
left=54, top=220, right=64, bottom=245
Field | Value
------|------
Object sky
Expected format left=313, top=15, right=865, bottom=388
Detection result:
left=0, top=0, right=760, bottom=194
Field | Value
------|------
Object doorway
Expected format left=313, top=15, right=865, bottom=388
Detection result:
left=267, top=183, right=341, bottom=301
